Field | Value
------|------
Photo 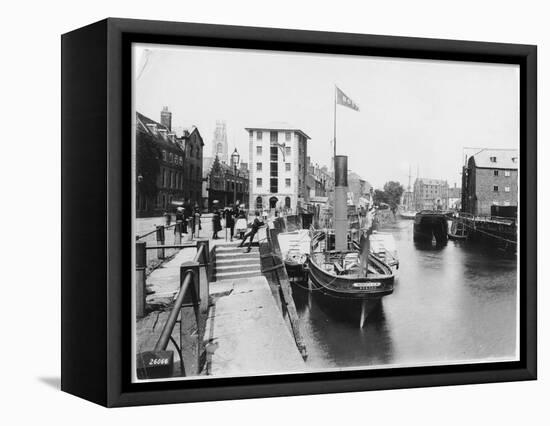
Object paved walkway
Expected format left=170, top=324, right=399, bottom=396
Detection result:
left=204, top=276, right=305, bottom=377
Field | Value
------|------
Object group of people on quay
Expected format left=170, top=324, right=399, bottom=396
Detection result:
left=211, top=203, right=265, bottom=252
left=172, top=202, right=202, bottom=239
left=165, top=200, right=267, bottom=251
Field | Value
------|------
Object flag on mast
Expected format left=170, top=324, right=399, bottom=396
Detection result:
left=336, top=86, right=360, bottom=111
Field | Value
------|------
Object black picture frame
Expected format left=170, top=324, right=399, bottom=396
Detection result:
left=61, top=18, right=537, bottom=407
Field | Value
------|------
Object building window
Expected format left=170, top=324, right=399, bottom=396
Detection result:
left=285, top=178, right=291, bottom=187
left=494, top=170, right=499, bottom=176
left=270, top=146, right=278, bottom=162
left=285, top=196, right=291, bottom=208
left=257, top=178, right=262, bottom=187
left=257, top=131, right=262, bottom=140
left=285, top=146, right=291, bottom=157
left=285, top=132, right=291, bottom=142
left=505, top=186, right=510, bottom=192
left=162, top=150, right=167, bottom=161
left=256, top=162, right=262, bottom=172
left=285, top=163, right=291, bottom=172
left=490, top=156, right=497, bottom=163
left=256, top=146, right=262, bottom=156
left=256, top=196, right=263, bottom=210
left=493, top=185, right=499, bottom=192
left=505, top=170, right=511, bottom=177
left=270, top=131, right=278, bottom=143
left=270, top=161, right=278, bottom=177
left=270, top=178, right=278, bottom=193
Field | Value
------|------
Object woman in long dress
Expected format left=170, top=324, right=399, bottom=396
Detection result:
left=235, top=210, right=248, bottom=240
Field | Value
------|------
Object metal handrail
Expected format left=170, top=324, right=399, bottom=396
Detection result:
left=154, top=243, right=205, bottom=352
left=136, top=222, right=179, bottom=241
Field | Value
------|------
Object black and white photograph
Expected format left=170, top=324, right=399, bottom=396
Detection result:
left=132, top=43, right=520, bottom=382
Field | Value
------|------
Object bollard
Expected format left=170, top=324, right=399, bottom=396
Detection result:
left=156, top=225, right=165, bottom=259
left=136, top=241, right=147, bottom=319
left=181, top=261, right=200, bottom=308
left=174, top=222, right=182, bottom=245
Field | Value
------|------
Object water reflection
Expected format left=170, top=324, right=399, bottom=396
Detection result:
left=293, top=220, right=518, bottom=370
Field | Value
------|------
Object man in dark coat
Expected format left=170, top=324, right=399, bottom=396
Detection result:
left=224, top=206, right=236, bottom=241
left=238, top=211, right=264, bottom=252
left=212, top=208, right=222, bottom=239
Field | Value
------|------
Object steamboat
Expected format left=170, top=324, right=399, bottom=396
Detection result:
left=306, top=156, right=395, bottom=327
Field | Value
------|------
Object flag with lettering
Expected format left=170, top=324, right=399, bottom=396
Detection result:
left=336, top=86, right=360, bottom=111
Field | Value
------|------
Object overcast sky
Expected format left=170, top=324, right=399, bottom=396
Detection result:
left=133, top=44, right=519, bottom=189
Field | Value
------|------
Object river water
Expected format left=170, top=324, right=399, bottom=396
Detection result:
left=292, top=219, right=518, bottom=370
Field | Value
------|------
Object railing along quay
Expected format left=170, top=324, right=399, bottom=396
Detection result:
left=136, top=239, right=211, bottom=379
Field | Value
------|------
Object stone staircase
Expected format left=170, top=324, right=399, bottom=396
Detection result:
left=213, top=242, right=262, bottom=281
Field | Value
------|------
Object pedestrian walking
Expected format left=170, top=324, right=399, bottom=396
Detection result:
left=238, top=211, right=264, bottom=252
left=182, top=200, right=192, bottom=234
left=193, top=207, right=202, bottom=238
left=212, top=208, right=222, bottom=239
left=235, top=210, right=248, bottom=240
left=224, top=205, right=236, bottom=241
left=174, top=206, right=184, bottom=241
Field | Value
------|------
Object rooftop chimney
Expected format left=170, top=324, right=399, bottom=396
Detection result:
left=160, top=106, right=172, bottom=131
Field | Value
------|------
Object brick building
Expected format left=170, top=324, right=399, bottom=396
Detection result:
left=413, top=178, right=449, bottom=211
left=203, top=155, right=249, bottom=211
left=246, top=123, right=310, bottom=213
left=461, top=149, right=518, bottom=216
left=135, top=108, right=204, bottom=217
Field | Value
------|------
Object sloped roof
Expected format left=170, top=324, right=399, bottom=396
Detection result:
left=416, top=178, right=448, bottom=186
left=470, top=148, right=519, bottom=169
left=203, top=156, right=249, bottom=179
left=245, top=122, right=311, bottom=140
left=136, top=112, right=184, bottom=152
left=202, top=157, right=215, bottom=178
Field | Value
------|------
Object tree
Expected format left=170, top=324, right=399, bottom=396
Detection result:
left=383, top=181, right=405, bottom=210
left=373, top=189, right=388, bottom=205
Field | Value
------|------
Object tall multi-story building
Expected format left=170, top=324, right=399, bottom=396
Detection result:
left=462, top=149, right=518, bottom=216
left=246, top=123, right=310, bottom=213
left=211, top=120, right=228, bottom=164
left=135, top=107, right=204, bottom=217
left=413, top=178, right=449, bottom=211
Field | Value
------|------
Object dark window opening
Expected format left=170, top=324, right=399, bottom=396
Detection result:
left=270, top=178, right=278, bottom=193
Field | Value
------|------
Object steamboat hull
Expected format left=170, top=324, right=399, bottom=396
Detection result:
left=308, top=257, right=393, bottom=325
left=308, top=258, right=394, bottom=299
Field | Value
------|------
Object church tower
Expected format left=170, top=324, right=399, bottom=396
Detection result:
left=211, top=120, right=228, bottom=163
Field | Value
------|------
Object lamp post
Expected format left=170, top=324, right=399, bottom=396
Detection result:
left=231, top=148, right=240, bottom=206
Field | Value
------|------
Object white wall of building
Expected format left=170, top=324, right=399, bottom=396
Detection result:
left=248, top=129, right=306, bottom=212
